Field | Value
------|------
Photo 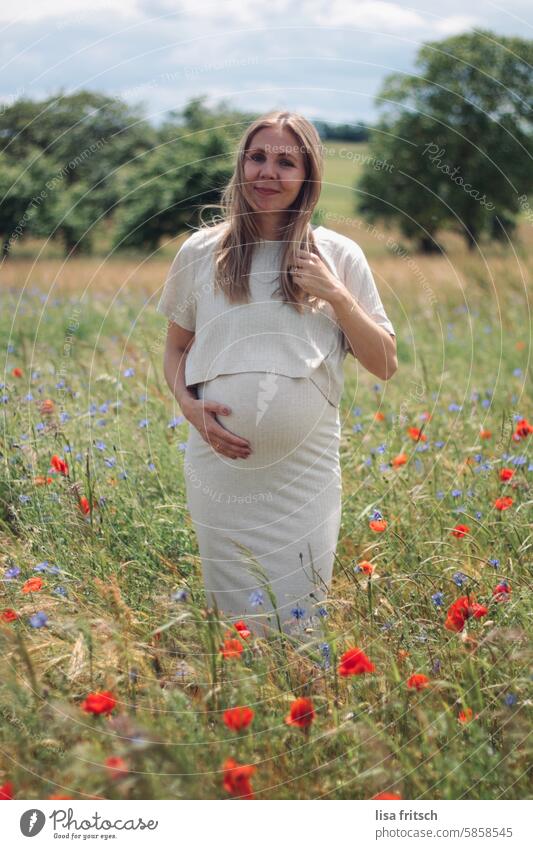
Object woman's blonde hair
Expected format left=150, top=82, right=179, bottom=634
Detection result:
left=200, top=110, right=324, bottom=314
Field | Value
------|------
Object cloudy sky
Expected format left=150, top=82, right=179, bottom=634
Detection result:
left=1, top=0, right=531, bottom=126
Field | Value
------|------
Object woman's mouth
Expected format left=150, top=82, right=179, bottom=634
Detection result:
left=254, top=186, right=280, bottom=197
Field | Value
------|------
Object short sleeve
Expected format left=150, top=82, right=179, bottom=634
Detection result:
left=156, top=237, right=198, bottom=331
left=339, top=242, right=395, bottom=353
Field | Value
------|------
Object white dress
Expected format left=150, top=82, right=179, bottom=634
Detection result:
left=157, top=225, right=395, bottom=639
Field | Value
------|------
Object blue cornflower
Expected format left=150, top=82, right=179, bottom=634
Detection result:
left=452, top=572, right=468, bottom=587
left=171, top=589, right=188, bottom=602
left=451, top=489, right=462, bottom=497
left=36, top=422, right=45, bottom=432
left=373, top=384, right=381, bottom=392
left=436, top=491, right=444, bottom=499
left=168, top=416, right=185, bottom=428
left=488, top=557, right=500, bottom=568
left=19, top=494, right=30, bottom=504
left=89, top=403, right=98, bottom=414
left=48, top=565, right=61, bottom=575
left=352, top=406, right=362, bottom=417
left=379, top=463, right=389, bottom=472
left=99, top=402, right=109, bottom=413
left=97, top=419, right=107, bottom=427
left=138, top=418, right=149, bottom=428
left=513, top=368, right=522, bottom=377
left=352, top=423, right=363, bottom=433
left=53, top=586, right=68, bottom=597
left=147, top=462, right=156, bottom=471
left=380, top=621, right=393, bottom=632
left=56, top=379, right=65, bottom=389
left=98, top=497, right=106, bottom=507
left=33, top=561, right=49, bottom=572
left=320, top=642, right=331, bottom=670
left=504, top=693, right=518, bottom=706
left=434, top=441, right=445, bottom=449
left=431, top=591, right=444, bottom=607
left=95, top=441, right=106, bottom=451
left=4, top=565, right=21, bottom=580
left=475, top=511, right=483, bottom=519
left=75, top=453, right=83, bottom=462
left=481, top=399, right=490, bottom=408
left=249, top=590, right=264, bottom=607
left=59, top=412, right=70, bottom=423
left=371, top=509, right=382, bottom=520
left=317, top=606, right=328, bottom=617
left=448, top=403, right=462, bottom=412
left=123, top=367, right=135, bottom=377
left=104, top=457, right=116, bottom=468
left=29, top=611, right=48, bottom=628
left=119, top=471, right=128, bottom=480
left=291, top=605, right=306, bottom=620
left=432, top=658, right=442, bottom=674
left=25, top=393, right=34, bottom=402
left=178, top=442, right=187, bottom=452
left=511, top=455, right=526, bottom=466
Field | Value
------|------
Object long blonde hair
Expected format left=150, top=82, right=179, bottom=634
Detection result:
left=200, top=110, right=324, bottom=314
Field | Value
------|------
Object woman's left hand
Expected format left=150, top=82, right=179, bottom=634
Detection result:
left=290, top=249, right=346, bottom=303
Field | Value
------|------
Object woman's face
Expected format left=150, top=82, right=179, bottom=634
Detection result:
left=242, top=125, right=307, bottom=215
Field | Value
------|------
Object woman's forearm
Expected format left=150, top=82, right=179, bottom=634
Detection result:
left=163, top=346, right=197, bottom=410
left=329, top=287, right=398, bottom=381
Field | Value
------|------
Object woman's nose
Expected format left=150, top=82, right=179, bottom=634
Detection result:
left=258, top=158, right=277, bottom=178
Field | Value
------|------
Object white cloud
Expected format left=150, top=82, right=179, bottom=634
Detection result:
left=0, top=0, right=141, bottom=24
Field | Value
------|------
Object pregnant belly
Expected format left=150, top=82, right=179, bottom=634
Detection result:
left=194, top=371, right=338, bottom=464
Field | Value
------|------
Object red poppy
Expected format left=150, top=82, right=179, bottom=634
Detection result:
left=513, top=417, right=533, bottom=440
left=494, top=496, right=513, bottom=511
left=479, top=429, right=492, bottom=439
left=223, top=706, right=254, bottom=732
left=78, top=496, right=93, bottom=515
left=81, top=690, right=117, bottom=715
left=12, top=367, right=23, bottom=378
left=444, top=596, right=488, bottom=632
left=358, top=560, right=374, bottom=575
left=48, top=794, right=73, bottom=800
left=451, top=524, right=470, bottom=538
left=220, top=638, right=244, bottom=659
left=233, top=620, right=252, bottom=639
left=1, top=609, right=18, bottom=623
left=407, top=673, right=430, bottom=691
left=391, top=453, right=407, bottom=467
left=407, top=426, right=427, bottom=442
left=369, top=519, right=387, bottom=532
left=40, top=399, right=55, bottom=415
left=499, top=468, right=514, bottom=482
left=493, top=582, right=511, bottom=601
left=33, top=476, right=54, bottom=486
left=372, top=791, right=402, bottom=800
left=285, top=697, right=315, bottom=729
left=374, top=411, right=385, bottom=421
left=338, top=647, right=376, bottom=677
left=0, top=782, right=14, bottom=800
left=104, top=756, right=129, bottom=779
left=50, top=455, right=69, bottom=476
left=458, top=707, right=476, bottom=724
left=222, top=758, right=255, bottom=799
left=22, top=577, right=43, bottom=594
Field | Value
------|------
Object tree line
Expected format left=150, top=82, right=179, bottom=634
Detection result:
left=0, top=29, right=531, bottom=258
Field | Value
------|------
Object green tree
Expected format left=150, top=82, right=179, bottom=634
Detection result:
left=112, top=99, right=249, bottom=252
left=358, top=30, right=533, bottom=252
left=0, top=90, right=156, bottom=255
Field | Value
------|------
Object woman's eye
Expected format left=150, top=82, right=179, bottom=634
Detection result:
left=280, top=160, right=294, bottom=167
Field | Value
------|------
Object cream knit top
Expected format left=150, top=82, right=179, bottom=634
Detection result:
left=156, top=224, right=395, bottom=408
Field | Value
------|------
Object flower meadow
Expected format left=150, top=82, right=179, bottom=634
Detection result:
left=0, top=254, right=531, bottom=801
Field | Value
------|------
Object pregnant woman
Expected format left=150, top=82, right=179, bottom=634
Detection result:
left=157, top=110, right=397, bottom=640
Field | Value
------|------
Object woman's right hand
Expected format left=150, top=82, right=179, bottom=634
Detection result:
left=182, top=397, right=252, bottom=459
